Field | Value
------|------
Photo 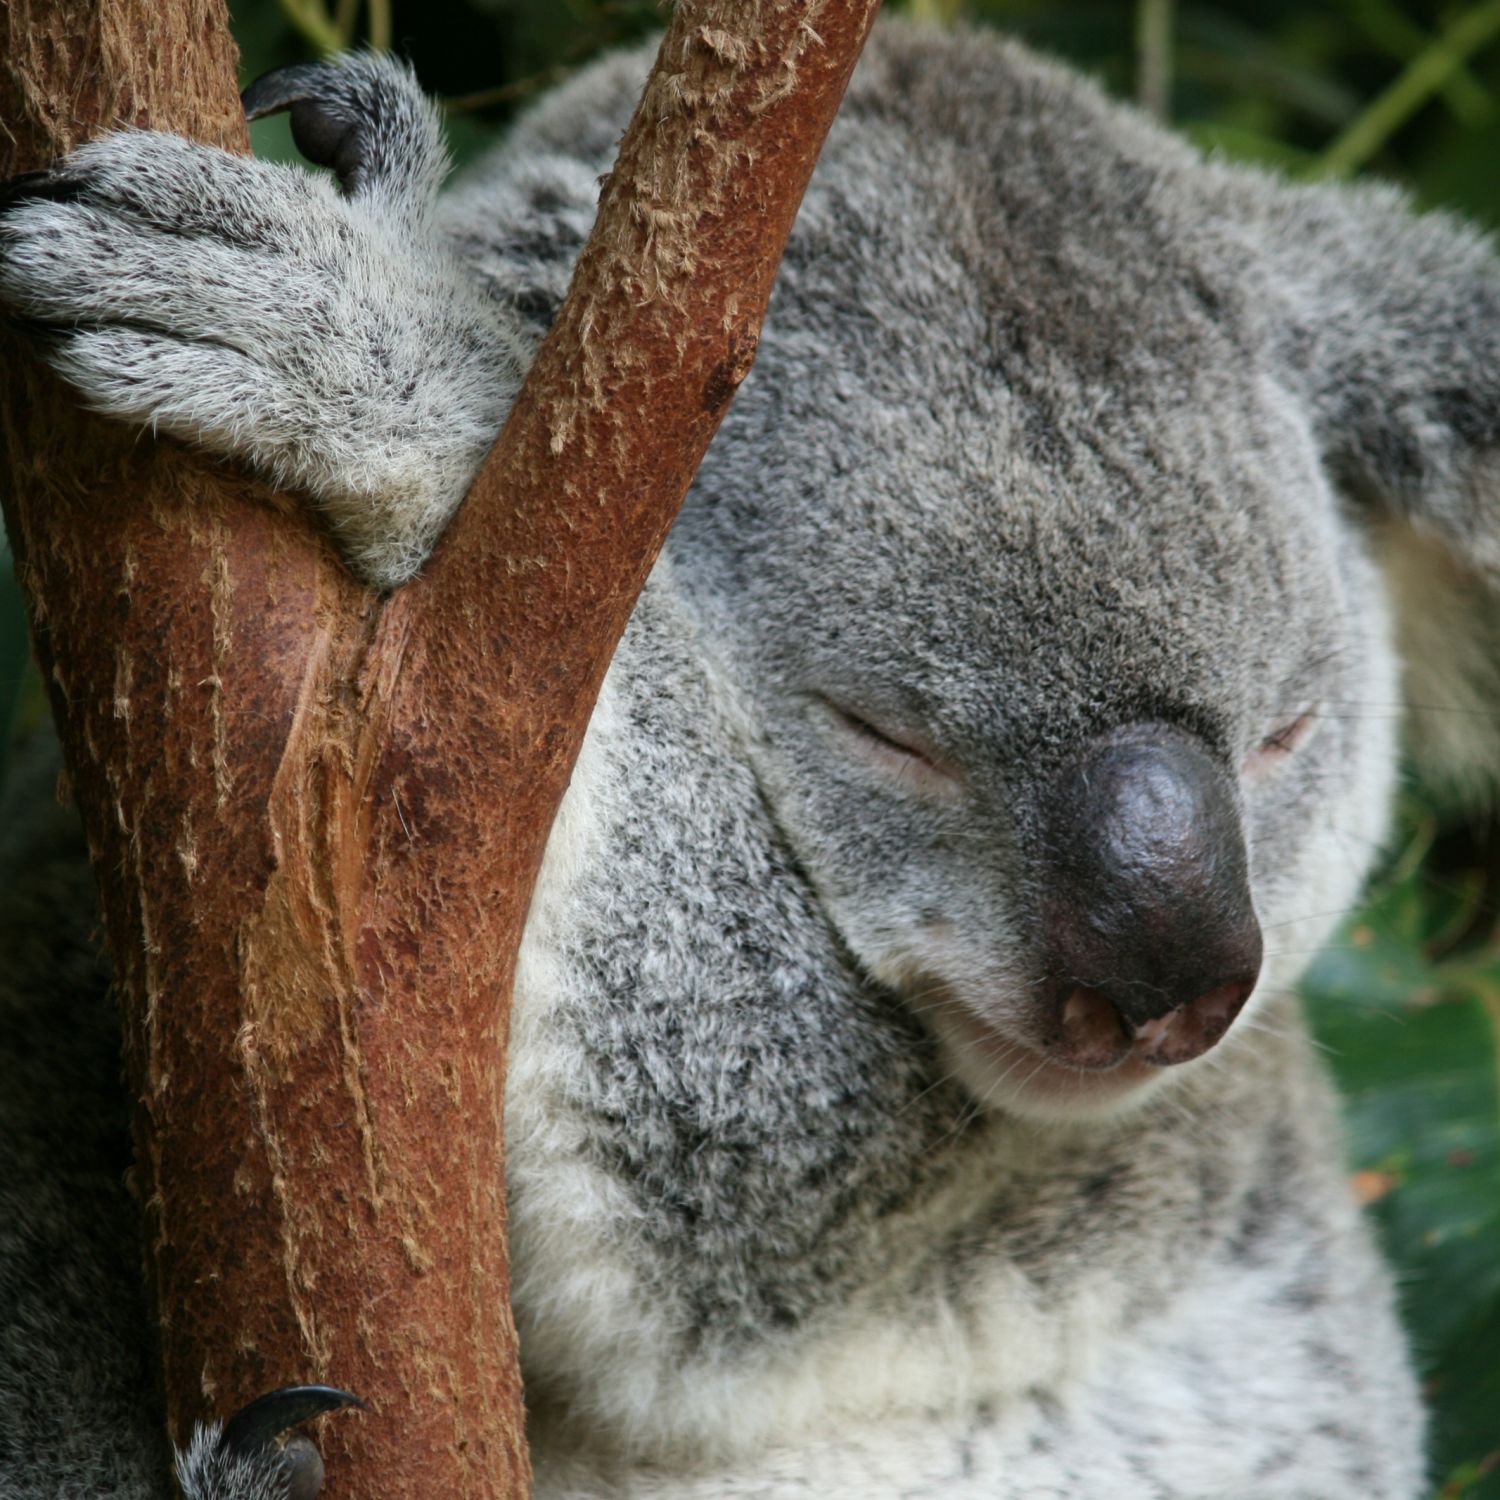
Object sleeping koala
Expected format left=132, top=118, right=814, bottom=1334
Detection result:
left=3, top=17, right=1496, bottom=1499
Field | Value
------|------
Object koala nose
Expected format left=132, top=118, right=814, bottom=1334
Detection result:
left=1041, top=724, right=1262, bottom=1068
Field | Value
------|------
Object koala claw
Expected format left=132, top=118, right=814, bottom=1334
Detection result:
left=0, top=169, right=83, bottom=212
left=222, top=1384, right=363, bottom=1500
left=241, top=55, right=447, bottom=207
left=243, top=63, right=374, bottom=194
left=241, top=61, right=342, bottom=122
left=175, top=1385, right=364, bottom=1500
left=219, top=1382, right=366, bottom=1457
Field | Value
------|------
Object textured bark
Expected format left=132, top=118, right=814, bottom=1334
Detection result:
left=0, top=2, right=880, bottom=1498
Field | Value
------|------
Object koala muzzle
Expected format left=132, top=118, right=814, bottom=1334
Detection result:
left=1041, top=724, right=1262, bottom=1069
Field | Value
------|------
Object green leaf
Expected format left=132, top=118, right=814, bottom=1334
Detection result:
left=1304, top=812, right=1500, bottom=1499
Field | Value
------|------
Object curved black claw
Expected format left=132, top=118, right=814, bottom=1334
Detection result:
left=219, top=1383, right=366, bottom=1457
left=240, top=62, right=334, bottom=123
left=242, top=63, right=369, bottom=189
left=0, top=168, right=84, bottom=215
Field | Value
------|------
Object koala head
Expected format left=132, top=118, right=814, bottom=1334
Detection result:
left=671, top=36, right=1500, bottom=1123
left=684, top=367, right=1399, bottom=1123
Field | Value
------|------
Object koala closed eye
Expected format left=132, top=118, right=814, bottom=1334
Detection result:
left=814, top=695, right=963, bottom=794
left=1242, top=706, right=1319, bottom=777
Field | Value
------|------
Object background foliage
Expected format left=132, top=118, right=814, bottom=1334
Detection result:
left=2, top=0, right=1498, bottom=1493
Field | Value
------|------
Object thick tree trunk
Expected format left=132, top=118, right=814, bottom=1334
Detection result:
left=0, top=2, right=881, bottom=1498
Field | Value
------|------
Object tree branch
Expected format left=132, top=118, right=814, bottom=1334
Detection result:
left=0, top=1, right=881, bottom=1497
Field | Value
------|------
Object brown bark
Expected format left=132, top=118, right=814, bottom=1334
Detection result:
left=0, top=2, right=880, bottom=1498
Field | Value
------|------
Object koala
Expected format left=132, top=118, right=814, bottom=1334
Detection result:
left=4, top=17, right=1497, bottom=1499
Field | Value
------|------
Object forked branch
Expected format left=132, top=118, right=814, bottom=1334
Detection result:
left=0, top=1, right=881, bottom=1496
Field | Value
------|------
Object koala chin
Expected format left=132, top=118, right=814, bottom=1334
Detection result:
left=3, top=15, right=1492, bottom=1500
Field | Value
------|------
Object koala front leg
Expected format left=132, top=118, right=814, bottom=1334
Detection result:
left=175, top=1386, right=364, bottom=1500
left=0, top=55, right=529, bottom=588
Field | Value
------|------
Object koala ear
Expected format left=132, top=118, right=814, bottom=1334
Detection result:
left=1254, top=177, right=1500, bottom=799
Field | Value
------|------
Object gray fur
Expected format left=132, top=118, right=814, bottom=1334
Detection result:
left=5, top=19, right=1496, bottom=1497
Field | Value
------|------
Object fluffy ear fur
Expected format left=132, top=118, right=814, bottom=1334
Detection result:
left=1249, top=178, right=1500, bottom=799
left=1379, top=523, right=1500, bottom=804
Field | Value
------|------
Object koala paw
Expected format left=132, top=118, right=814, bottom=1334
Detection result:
left=176, top=1384, right=364, bottom=1500
left=0, top=55, right=527, bottom=589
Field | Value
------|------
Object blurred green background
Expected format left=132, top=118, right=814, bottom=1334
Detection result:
left=3, top=0, right=1499, bottom=1493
